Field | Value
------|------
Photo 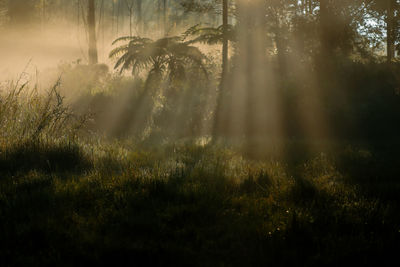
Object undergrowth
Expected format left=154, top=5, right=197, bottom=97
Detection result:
left=1, top=79, right=400, bottom=266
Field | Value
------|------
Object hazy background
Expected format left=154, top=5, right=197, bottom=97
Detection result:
left=0, top=0, right=399, bottom=154
left=0, top=0, right=220, bottom=81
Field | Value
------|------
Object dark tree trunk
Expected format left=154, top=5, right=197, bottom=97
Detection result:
left=387, top=0, right=396, bottom=63
left=136, top=0, right=143, bottom=34
left=163, top=0, right=167, bottom=35
left=42, top=0, right=46, bottom=29
left=222, top=0, right=229, bottom=82
left=319, top=0, right=335, bottom=56
left=212, top=0, right=229, bottom=140
left=88, top=0, right=98, bottom=65
left=8, top=0, right=35, bottom=26
left=308, top=0, right=313, bottom=15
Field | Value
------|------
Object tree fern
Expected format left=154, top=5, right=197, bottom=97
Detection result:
left=109, top=35, right=208, bottom=80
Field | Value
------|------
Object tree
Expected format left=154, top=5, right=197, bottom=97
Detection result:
left=124, top=0, right=134, bottom=36
left=386, top=0, right=397, bottom=62
left=367, top=0, right=399, bottom=62
left=109, top=35, right=207, bottom=85
left=7, top=0, right=38, bottom=26
left=221, top=0, right=228, bottom=86
left=136, top=0, right=143, bottom=34
left=183, top=24, right=235, bottom=46
left=109, top=34, right=208, bottom=138
left=163, top=0, right=168, bottom=35
left=88, top=0, right=98, bottom=65
left=179, top=0, right=235, bottom=139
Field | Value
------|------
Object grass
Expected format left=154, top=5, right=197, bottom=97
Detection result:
left=1, top=141, right=400, bottom=266
left=1, top=79, right=400, bottom=266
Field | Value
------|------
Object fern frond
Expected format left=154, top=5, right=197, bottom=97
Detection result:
left=109, top=44, right=129, bottom=58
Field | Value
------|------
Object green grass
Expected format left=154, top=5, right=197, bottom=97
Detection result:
left=1, top=141, right=400, bottom=266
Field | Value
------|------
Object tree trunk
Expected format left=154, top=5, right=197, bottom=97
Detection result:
left=136, top=0, right=143, bottom=34
left=387, top=0, right=396, bottom=63
left=222, top=0, right=228, bottom=82
left=163, top=0, right=167, bottom=35
left=129, top=8, right=132, bottom=36
left=212, top=0, right=229, bottom=140
left=88, top=0, right=98, bottom=65
left=319, top=0, right=332, bottom=56
left=117, top=0, right=120, bottom=36
left=42, top=0, right=46, bottom=30
left=125, top=0, right=134, bottom=36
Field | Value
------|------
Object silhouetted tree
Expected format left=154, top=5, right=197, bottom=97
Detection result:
left=109, top=35, right=207, bottom=85
left=136, top=0, right=143, bottom=34
left=124, top=0, right=134, bottom=36
left=385, top=0, right=397, bottom=62
left=88, top=0, right=98, bottom=64
left=7, top=0, right=38, bottom=26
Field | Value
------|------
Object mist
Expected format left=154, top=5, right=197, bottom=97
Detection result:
left=2, top=1, right=400, bottom=265
left=0, top=0, right=398, bottom=152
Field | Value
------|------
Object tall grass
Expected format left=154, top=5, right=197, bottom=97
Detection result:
left=0, top=77, right=86, bottom=143
left=0, top=77, right=91, bottom=174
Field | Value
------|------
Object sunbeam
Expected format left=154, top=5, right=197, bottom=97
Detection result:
left=2, top=1, right=400, bottom=266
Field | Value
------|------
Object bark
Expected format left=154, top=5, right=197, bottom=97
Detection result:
left=88, top=0, right=98, bottom=65
left=212, top=0, right=229, bottom=140
left=387, top=0, right=396, bottom=63
left=222, top=0, right=228, bottom=82
left=319, top=0, right=332, bottom=55
left=163, top=0, right=167, bottom=35
left=136, top=0, right=143, bottom=34
left=42, top=0, right=46, bottom=29
left=125, top=0, right=134, bottom=36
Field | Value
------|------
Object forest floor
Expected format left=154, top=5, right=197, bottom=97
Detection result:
left=1, top=139, right=400, bottom=266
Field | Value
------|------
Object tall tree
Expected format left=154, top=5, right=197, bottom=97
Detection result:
left=125, top=0, right=134, bottom=36
left=8, top=0, right=37, bottom=26
left=212, top=0, right=229, bottom=140
left=41, top=0, right=46, bottom=30
left=182, top=0, right=231, bottom=140
left=222, top=0, right=228, bottom=84
left=88, top=0, right=98, bottom=65
left=368, top=0, right=399, bottom=62
left=136, top=0, right=143, bottom=34
left=163, top=0, right=168, bottom=35
left=386, top=0, right=396, bottom=62
left=319, top=0, right=332, bottom=55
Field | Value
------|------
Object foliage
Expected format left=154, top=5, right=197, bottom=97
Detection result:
left=0, top=76, right=92, bottom=175
left=0, top=77, right=87, bottom=145
left=179, top=0, right=218, bottom=14
left=183, top=23, right=236, bottom=45
left=109, top=36, right=208, bottom=84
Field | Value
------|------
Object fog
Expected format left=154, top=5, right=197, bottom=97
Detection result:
left=0, top=0, right=398, bottom=157
left=2, top=2, right=400, bottom=266
left=0, top=21, right=118, bottom=85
